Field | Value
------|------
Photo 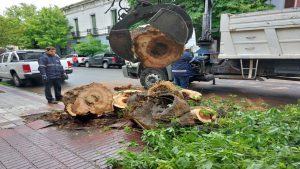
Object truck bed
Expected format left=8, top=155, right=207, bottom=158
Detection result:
left=219, top=8, right=300, bottom=59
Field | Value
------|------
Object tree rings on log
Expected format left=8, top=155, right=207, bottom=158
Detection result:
left=113, top=90, right=143, bottom=109
left=63, top=83, right=114, bottom=116
left=180, top=89, right=202, bottom=100
left=191, top=107, right=217, bottom=123
left=131, top=25, right=184, bottom=68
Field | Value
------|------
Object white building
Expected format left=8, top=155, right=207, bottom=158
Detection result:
left=269, top=0, right=300, bottom=9
left=62, top=0, right=129, bottom=53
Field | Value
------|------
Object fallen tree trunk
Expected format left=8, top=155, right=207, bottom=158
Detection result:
left=131, top=25, right=184, bottom=68
left=126, top=93, right=194, bottom=129
left=148, top=81, right=183, bottom=99
left=63, top=83, right=114, bottom=116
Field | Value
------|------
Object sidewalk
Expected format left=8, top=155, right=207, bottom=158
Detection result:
left=0, top=85, right=142, bottom=169
left=0, top=85, right=64, bottom=129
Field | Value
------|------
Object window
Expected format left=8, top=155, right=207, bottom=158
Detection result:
left=17, top=52, right=43, bottom=61
left=111, top=9, right=117, bottom=25
left=0, top=54, right=3, bottom=63
left=104, top=54, right=117, bottom=58
left=11, top=53, right=18, bottom=62
left=91, top=14, right=97, bottom=30
left=2, top=53, right=9, bottom=63
left=285, top=0, right=297, bottom=8
left=74, top=18, right=79, bottom=34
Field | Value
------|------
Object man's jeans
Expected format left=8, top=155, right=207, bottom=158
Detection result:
left=45, top=78, right=62, bottom=101
left=174, top=76, right=190, bottom=89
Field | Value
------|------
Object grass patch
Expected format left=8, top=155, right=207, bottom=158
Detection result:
left=0, top=81, right=11, bottom=86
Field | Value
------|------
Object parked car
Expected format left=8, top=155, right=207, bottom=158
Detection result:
left=84, top=53, right=125, bottom=69
left=0, top=50, right=73, bottom=87
left=65, top=54, right=88, bottom=66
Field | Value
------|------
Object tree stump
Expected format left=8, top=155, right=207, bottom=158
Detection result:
left=113, top=89, right=143, bottom=109
left=131, top=25, right=184, bottom=68
left=63, top=83, right=114, bottom=116
left=126, top=93, right=193, bottom=129
left=147, top=81, right=183, bottom=99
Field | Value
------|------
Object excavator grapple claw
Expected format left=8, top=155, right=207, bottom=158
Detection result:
left=108, top=3, right=193, bottom=62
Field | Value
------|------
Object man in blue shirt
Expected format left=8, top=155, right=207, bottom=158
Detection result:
left=171, top=48, right=193, bottom=88
left=38, top=47, right=66, bottom=104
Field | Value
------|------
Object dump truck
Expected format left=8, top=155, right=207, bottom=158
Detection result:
left=108, top=0, right=300, bottom=88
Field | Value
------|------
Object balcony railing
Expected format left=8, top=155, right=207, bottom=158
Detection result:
left=87, top=28, right=100, bottom=35
left=72, top=26, right=113, bottom=38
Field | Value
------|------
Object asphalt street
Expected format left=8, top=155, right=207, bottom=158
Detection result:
left=16, top=67, right=300, bottom=106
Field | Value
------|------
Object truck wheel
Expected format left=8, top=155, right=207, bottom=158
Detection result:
left=85, top=62, right=90, bottom=68
left=140, top=68, right=168, bottom=89
left=103, top=62, right=109, bottom=69
left=12, top=73, right=24, bottom=87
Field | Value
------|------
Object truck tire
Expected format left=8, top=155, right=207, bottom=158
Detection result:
left=140, top=68, right=168, bottom=89
left=12, top=73, right=24, bottom=87
left=103, top=62, right=109, bottom=69
left=85, top=62, right=90, bottom=68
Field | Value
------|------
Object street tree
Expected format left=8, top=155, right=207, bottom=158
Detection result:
left=25, top=6, right=70, bottom=49
left=73, top=35, right=108, bottom=56
left=1, top=4, right=69, bottom=50
left=0, top=3, right=36, bottom=47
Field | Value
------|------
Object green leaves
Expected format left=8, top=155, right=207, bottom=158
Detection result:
left=107, top=100, right=300, bottom=169
left=1, top=4, right=69, bottom=49
left=25, top=6, right=70, bottom=48
left=73, top=35, right=108, bottom=56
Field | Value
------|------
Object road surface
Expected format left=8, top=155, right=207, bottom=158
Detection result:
left=15, top=67, right=300, bottom=105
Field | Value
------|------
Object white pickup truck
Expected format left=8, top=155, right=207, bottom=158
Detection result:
left=0, top=50, right=73, bottom=87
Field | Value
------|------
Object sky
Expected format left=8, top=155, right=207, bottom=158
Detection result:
left=0, top=0, right=83, bottom=15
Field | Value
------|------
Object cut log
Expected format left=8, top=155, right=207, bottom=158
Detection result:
left=63, top=83, right=114, bottom=116
left=131, top=25, right=184, bottom=68
left=113, top=90, right=143, bottom=109
left=147, top=81, right=183, bottom=99
left=180, top=89, right=202, bottom=100
left=126, top=93, right=192, bottom=129
left=113, top=84, right=133, bottom=91
left=191, top=107, right=217, bottom=123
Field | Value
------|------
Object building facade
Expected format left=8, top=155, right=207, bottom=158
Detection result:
left=62, top=0, right=129, bottom=54
left=269, top=0, right=300, bottom=9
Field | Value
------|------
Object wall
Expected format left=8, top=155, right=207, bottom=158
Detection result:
left=270, top=0, right=285, bottom=9
left=62, top=0, right=129, bottom=53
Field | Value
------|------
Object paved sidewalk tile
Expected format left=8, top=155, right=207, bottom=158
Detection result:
left=0, top=85, right=64, bottom=129
left=0, top=85, right=143, bottom=169
left=0, top=125, right=142, bottom=169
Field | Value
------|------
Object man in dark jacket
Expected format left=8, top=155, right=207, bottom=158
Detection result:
left=38, top=47, right=66, bottom=104
left=171, top=48, right=193, bottom=88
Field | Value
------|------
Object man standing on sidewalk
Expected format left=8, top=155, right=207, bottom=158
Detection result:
left=38, top=47, right=66, bottom=104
